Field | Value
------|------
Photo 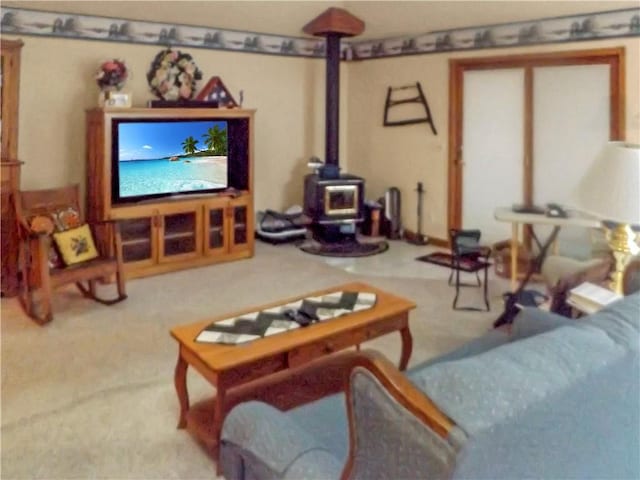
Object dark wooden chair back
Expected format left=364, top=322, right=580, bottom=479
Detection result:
left=18, top=184, right=81, bottom=218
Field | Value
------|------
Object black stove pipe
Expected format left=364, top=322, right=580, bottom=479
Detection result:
left=325, top=33, right=341, bottom=168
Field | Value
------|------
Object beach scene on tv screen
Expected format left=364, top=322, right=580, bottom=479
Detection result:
left=117, top=120, right=228, bottom=198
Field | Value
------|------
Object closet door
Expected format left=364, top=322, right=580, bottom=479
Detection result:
left=532, top=64, right=610, bottom=256
left=462, top=69, right=525, bottom=244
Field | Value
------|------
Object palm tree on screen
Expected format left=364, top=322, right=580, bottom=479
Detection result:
left=202, top=125, right=227, bottom=155
left=181, top=136, right=198, bottom=155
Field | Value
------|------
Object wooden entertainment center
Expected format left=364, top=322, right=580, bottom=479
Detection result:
left=86, top=107, right=255, bottom=279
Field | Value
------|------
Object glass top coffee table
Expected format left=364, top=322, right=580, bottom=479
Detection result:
left=169, top=281, right=416, bottom=465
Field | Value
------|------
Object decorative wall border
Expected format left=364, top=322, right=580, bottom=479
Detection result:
left=350, top=8, right=640, bottom=60
left=0, top=7, right=334, bottom=59
left=1, top=6, right=639, bottom=62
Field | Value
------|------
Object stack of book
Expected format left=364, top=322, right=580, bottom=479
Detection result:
left=567, top=282, right=622, bottom=314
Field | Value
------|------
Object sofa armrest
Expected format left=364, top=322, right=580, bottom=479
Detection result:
left=348, top=350, right=454, bottom=439
left=220, top=401, right=342, bottom=480
left=341, top=351, right=457, bottom=480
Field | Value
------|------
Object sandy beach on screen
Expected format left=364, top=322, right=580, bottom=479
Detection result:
left=185, top=155, right=227, bottom=165
left=184, top=156, right=227, bottom=185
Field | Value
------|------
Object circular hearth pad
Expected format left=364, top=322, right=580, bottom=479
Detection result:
left=300, top=239, right=389, bottom=258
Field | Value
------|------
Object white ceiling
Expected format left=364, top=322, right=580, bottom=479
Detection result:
left=5, top=1, right=638, bottom=40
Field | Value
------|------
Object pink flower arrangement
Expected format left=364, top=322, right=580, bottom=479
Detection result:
left=95, top=59, right=128, bottom=91
left=147, top=48, right=202, bottom=101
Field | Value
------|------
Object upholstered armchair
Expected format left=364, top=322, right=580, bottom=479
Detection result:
left=220, top=350, right=458, bottom=480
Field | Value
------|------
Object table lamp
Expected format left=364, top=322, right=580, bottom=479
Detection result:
left=575, top=141, right=640, bottom=294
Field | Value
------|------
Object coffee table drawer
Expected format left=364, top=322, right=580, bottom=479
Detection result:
left=287, top=316, right=405, bottom=367
left=288, top=332, right=365, bottom=367
left=220, top=354, right=288, bottom=386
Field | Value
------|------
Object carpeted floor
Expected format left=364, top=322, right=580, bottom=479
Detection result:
left=1, top=242, right=504, bottom=479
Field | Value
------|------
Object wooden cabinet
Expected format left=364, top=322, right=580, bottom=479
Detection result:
left=1, top=39, right=23, bottom=297
left=1, top=39, right=22, bottom=161
left=204, top=195, right=254, bottom=258
left=158, top=202, right=202, bottom=263
left=111, top=196, right=253, bottom=279
left=114, top=202, right=202, bottom=268
left=1, top=161, right=22, bottom=296
left=86, top=108, right=255, bottom=280
left=204, top=197, right=227, bottom=256
left=119, top=216, right=155, bottom=266
left=228, top=195, right=253, bottom=254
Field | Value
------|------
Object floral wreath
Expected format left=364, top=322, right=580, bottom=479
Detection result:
left=147, top=48, right=203, bottom=101
left=96, top=59, right=128, bottom=91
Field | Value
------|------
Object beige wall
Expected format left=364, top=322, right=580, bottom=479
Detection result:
left=6, top=33, right=337, bottom=213
left=6, top=32, right=639, bottom=238
left=346, top=37, right=640, bottom=241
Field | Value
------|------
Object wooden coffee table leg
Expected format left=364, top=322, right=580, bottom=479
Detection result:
left=212, top=387, right=227, bottom=472
left=399, top=326, right=413, bottom=371
left=213, top=387, right=226, bottom=440
left=174, top=351, right=189, bottom=429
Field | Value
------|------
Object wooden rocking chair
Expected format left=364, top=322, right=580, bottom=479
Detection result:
left=15, top=184, right=127, bottom=324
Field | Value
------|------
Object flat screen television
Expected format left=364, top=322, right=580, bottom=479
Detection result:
left=111, top=117, right=249, bottom=204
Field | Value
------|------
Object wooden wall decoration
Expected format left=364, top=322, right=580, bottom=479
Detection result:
left=196, top=77, right=238, bottom=108
left=383, top=82, right=437, bottom=134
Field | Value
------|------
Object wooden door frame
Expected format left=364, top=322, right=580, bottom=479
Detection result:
left=447, top=47, right=625, bottom=233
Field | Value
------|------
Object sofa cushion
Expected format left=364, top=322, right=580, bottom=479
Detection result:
left=408, top=328, right=510, bottom=376
left=510, top=306, right=575, bottom=339
left=452, top=352, right=640, bottom=479
left=412, top=321, right=626, bottom=436
left=580, top=292, right=640, bottom=351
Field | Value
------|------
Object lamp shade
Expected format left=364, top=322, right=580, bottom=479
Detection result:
left=575, top=141, right=640, bottom=225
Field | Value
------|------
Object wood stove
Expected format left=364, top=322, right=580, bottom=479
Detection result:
left=303, top=172, right=364, bottom=240
left=302, top=8, right=366, bottom=243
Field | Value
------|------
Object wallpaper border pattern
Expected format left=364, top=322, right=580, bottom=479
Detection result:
left=1, top=6, right=639, bottom=61
left=350, top=8, right=640, bottom=60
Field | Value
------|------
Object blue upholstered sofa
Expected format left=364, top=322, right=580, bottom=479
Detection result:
left=220, top=293, right=640, bottom=480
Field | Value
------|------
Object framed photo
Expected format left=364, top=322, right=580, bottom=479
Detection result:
left=102, top=91, right=132, bottom=108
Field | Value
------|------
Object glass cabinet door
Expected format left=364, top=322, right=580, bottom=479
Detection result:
left=208, top=206, right=225, bottom=250
left=203, top=198, right=229, bottom=256
left=162, top=211, right=198, bottom=259
left=229, top=197, right=253, bottom=253
left=233, top=204, right=248, bottom=246
left=120, top=218, right=154, bottom=264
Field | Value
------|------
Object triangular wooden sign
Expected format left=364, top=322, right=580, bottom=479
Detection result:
left=196, top=76, right=238, bottom=108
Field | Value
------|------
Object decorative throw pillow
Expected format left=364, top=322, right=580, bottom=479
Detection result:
left=52, top=224, right=99, bottom=265
left=54, top=206, right=82, bottom=230
left=28, top=215, right=55, bottom=235
left=26, top=214, right=64, bottom=268
left=26, top=206, right=84, bottom=269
